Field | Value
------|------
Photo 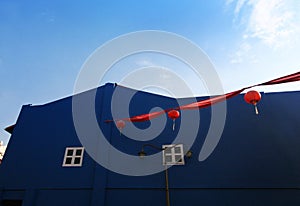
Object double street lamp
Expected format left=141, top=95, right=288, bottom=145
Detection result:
left=138, top=144, right=192, bottom=206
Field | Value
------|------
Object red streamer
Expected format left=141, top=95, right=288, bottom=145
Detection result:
left=257, top=71, right=300, bottom=86
left=106, top=71, right=299, bottom=123
left=123, top=110, right=166, bottom=122
left=178, top=89, right=245, bottom=110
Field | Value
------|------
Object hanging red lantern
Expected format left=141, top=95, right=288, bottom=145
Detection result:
left=167, top=110, right=180, bottom=130
left=116, top=120, right=125, bottom=135
left=244, top=90, right=261, bottom=115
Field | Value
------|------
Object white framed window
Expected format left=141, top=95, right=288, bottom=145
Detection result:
left=62, top=147, right=84, bottom=167
left=162, top=144, right=185, bottom=165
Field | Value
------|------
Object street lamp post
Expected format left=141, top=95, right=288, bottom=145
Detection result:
left=164, top=164, right=170, bottom=206
left=138, top=144, right=192, bottom=206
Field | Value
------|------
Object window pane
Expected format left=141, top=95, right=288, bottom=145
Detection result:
left=67, top=149, right=73, bottom=156
left=65, top=157, right=72, bottom=164
left=165, top=156, right=172, bottom=163
left=164, top=147, right=172, bottom=154
left=74, top=157, right=81, bottom=164
left=76, top=149, right=82, bottom=156
left=175, top=155, right=182, bottom=162
left=175, top=146, right=181, bottom=153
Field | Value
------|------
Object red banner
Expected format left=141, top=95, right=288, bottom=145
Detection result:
left=123, top=110, right=166, bottom=122
left=107, top=71, right=299, bottom=123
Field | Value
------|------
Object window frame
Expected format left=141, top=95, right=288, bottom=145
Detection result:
left=62, top=147, right=84, bottom=167
left=162, top=144, right=185, bottom=165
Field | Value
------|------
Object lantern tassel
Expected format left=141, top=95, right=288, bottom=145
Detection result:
left=254, top=103, right=259, bottom=115
left=172, top=119, right=175, bottom=131
left=119, top=129, right=122, bottom=136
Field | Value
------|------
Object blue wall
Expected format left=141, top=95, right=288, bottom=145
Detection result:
left=0, top=83, right=299, bottom=206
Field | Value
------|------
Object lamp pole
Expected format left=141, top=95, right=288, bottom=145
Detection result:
left=164, top=165, right=170, bottom=206
left=138, top=144, right=192, bottom=206
left=138, top=144, right=171, bottom=206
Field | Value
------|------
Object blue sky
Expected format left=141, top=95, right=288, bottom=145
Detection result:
left=1, top=0, right=299, bottom=144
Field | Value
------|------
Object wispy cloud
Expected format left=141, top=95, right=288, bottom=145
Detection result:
left=247, top=0, right=298, bottom=48
left=229, top=0, right=299, bottom=48
left=234, top=0, right=247, bottom=15
left=40, top=11, right=55, bottom=23
left=135, top=59, right=156, bottom=67
left=230, top=42, right=253, bottom=64
left=227, top=0, right=300, bottom=64
left=226, top=0, right=235, bottom=5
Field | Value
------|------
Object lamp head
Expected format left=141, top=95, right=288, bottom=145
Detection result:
left=138, top=150, right=147, bottom=158
left=185, top=150, right=193, bottom=158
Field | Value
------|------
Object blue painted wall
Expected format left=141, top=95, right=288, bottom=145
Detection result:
left=0, top=83, right=299, bottom=206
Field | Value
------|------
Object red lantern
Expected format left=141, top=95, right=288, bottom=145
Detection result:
left=116, top=120, right=125, bottom=135
left=167, top=110, right=180, bottom=130
left=244, top=90, right=261, bottom=115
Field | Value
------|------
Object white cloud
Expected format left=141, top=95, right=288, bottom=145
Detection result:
left=40, top=11, right=55, bottom=23
left=226, top=0, right=235, bottom=5
left=247, top=0, right=298, bottom=48
left=230, top=42, right=256, bottom=64
left=234, top=0, right=247, bottom=15
left=135, top=59, right=156, bottom=67
left=228, top=0, right=300, bottom=49
left=227, top=0, right=300, bottom=64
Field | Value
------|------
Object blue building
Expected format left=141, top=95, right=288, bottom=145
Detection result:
left=0, top=83, right=299, bottom=206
